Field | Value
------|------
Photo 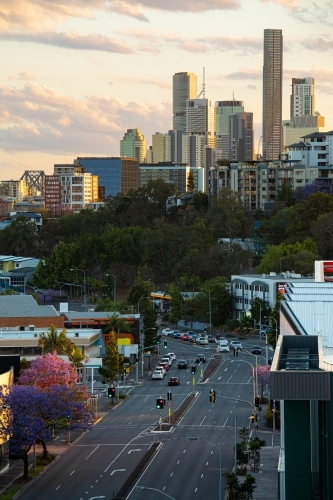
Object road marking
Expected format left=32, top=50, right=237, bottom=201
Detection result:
left=85, top=445, right=99, bottom=460
left=247, top=377, right=252, bottom=384
left=144, top=395, right=150, bottom=401
left=110, top=469, right=126, bottom=475
left=223, top=418, right=228, bottom=426
left=139, top=414, right=144, bottom=417
left=177, top=460, right=180, bottom=464
left=227, top=376, right=232, bottom=383
left=201, top=473, right=204, bottom=478
left=224, top=368, right=228, bottom=371
left=183, top=449, right=186, bottom=453
left=200, top=416, right=206, bottom=425
left=70, top=470, right=75, bottom=476
left=218, top=376, right=221, bottom=380
left=206, top=461, right=208, bottom=465
left=128, top=449, right=141, bottom=454
left=170, top=472, right=173, bottom=477
left=127, top=421, right=132, bottom=426
left=195, top=487, right=198, bottom=492
left=55, top=485, right=61, bottom=491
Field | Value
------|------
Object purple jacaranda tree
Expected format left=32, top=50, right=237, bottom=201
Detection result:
left=18, top=353, right=77, bottom=387
left=256, top=365, right=271, bottom=400
left=294, top=180, right=331, bottom=203
left=0, top=385, right=92, bottom=480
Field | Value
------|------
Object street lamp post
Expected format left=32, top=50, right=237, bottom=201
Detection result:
left=70, top=268, right=86, bottom=311
left=106, top=273, right=116, bottom=302
left=138, top=296, right=149, bottom=314
left=252, top=297, right=262, bottom=338
left=265, top=316, right=278, bottom=346
left=189, top=437, right=222, bottom=500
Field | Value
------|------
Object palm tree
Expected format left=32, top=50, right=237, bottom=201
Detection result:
left=38, top=324, right=73, bottom=355
left=103, top=314, right=132, bottom=335
left=66, top=345, right=87, bottom=370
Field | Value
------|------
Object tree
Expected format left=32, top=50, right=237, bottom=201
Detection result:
left=257, top=238, right=319, bottom=275
left=1, top=216, right=36, bottom=256
left=142, top=301, right=158, bottom=349
left=186, top=171, right=195, bottom=193
left=18, top=353, right=77, bottom=387
left=205, top=188, right=248, bottom=241
left=103, top=313, right=132, bottom=335
left=192, top=277, right=231, bottom=327
left=98, top=332, right=124, bottom=386
left=311, top=211, right=333, bottom=259
left=249, top=298, right=270, bottom=328
left=64, top=346, right=87, bottom=371
left=256, top=365, right=270, bottom=400
left=38, top=325, right=74, bottom=355
left=165, top=282, right=182, bottom=323
left=127, top=274, right=151, bottom=310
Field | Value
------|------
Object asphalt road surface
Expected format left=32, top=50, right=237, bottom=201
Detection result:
left=18, top=337, right=274, bottom=500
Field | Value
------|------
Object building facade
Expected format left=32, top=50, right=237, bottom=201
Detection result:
left=173, top=72, right=197, bottom=133
left=120, top=128, right=147, bottom=164
left=139, top=162, right=191, bottom=194
left=151, top=133, right=172, bottom=163
left=228, top=112, right=254, bottom=162
left=290, top=77, right=315, bottom=119
left=263, top=29, right=283, bottom=160
left=215, top=100, right=244, bottom=158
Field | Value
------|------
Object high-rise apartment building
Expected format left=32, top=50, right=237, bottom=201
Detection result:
left=173, top=72, right=197, bottom=132
left=215, top=100, right=244, bottom=157
left=228, top=112, right=254, bottom=162
left=290, top=77, right=315, bottom=119
left=120, top=128, right=147, bottom=163
left=151, top=133, right=172, bottom=163
left=262, top=29, right=283, bottom=160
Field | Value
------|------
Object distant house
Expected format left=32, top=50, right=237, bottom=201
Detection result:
left=0, top=257, right=40, bottom=294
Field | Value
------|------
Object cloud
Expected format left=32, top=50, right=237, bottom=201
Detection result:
left=247, top=84, right=257, bottom=90
left=0, top=31, right=134, bottom=54
left=111, top=76, right=171, bottom=89
left=301, top=37, right=333, bottom=52
left=8, top=71, right=35, bottom=80
left=290, top=1, right=333, bottom=27
left=0, top=83, right=171, bottom=154
left=223, top=69, right=262, bottom=80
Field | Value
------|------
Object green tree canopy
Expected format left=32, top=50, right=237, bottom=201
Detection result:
left=257, top=238, right=319, bottom=274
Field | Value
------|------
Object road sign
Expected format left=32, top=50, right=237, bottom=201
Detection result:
left=144, top=351, right=151, bottom=357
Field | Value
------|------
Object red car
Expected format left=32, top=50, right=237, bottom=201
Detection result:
left=157, top=362, right=170, bottom=371
left=180, top=333, right=190, bottom=341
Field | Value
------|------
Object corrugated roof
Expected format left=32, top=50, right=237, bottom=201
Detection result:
left=65, top=311, right=139, bottom=320
left=0, top=295, right=59, bottom=317
left=282, top=301, right=333, bottom=344
left=285, top=294, right=333, bottom=301
left=288, top=283, right=333, bottom=288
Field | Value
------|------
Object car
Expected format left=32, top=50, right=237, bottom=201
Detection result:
left=170, top=331, right=181, bottom=339
left=168, top=377, right=180, bottom=386
left=207, top=335, right=216, bottom=343
left=196, top=354, right=206, bottom=363
left=157, top=362, right=170, bottom=371
left=219, top=345, right=230, bottom=353
left=161, top=357, right=171, bottom=366
left=251, top=346, right=262, bottom=355
left=216, top=337, right=228, bottom=346
left=154, top=366, right=166, bottom=375
left=197, top=337, right=209, bottom=345
left=167, top=352, right=176, bottom=361
left=188, top=334, right=198, bottom=343
left=180, top=333, right=191, bottom=341
left=162, top=328, right=174, bottom=336
left=186, top=331, right=196, bottom=336
left=230, top=341, right=243, bottom=350
left=172, top=329, right=181, bottom=337
left=178, top=359, right=188, bottom=369
left=152, top=370, right=164, bottom=379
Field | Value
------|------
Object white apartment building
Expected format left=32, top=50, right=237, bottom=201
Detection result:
left=287, top=131, right=333, bottom=167
left=290, top=77, right=315, bottom=118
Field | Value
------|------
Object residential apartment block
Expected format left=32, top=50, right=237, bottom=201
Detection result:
left=228, top=112, right=254, bottom=162
left=139, top=162, right=191, bottom=194
left=290, top=77, right=315, bottom=119
left=0, top=180, right=28, bottom=201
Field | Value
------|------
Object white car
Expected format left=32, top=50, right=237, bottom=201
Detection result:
left=167, top=352, right=176, bottom=362
left=161, top=357, right=171, bottom=366
left=217, top=337, right=228, bottom=346
left=197, top=337, right=209, bottom=345
left=152, top=370, right=164, bottom=379
left=219, top=345, right=230, bottom=353
left=162, top=328, right=174, bottom=336
left=154, top=366, right=166, bottom=374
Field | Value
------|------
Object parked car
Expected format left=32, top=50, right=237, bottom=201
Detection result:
left=251, top=346, right=262, bottom=355
left=178, top=359, right=188, bottom=369
left=188, top=334, right=198, bottom=343
left=152, top=370, right=164, bottom=379
left=162, top=328, right=173, bottom=336
left=219, top=345, right=230, bottom=353
left=197, top=336, right=209, bottom=345
left=207, top=335, right=216, bottom=343
left=180, top=333, right=191, bottom=341
left=196, top=354, right=206, bottom=363
left=168, top=377, right=180, bottom=386
left=230, top=341, right=243, bottom=350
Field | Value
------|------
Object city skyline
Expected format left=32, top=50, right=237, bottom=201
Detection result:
left=1, top=0, right=333, bottom=179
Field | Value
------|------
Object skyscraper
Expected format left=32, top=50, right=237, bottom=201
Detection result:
left=215, top=100, right=244, bottom=157
left=290, top=77, right=315, bottom=119
left=228, top=112, right=254, bottom=162
left=173, top=72, right=197, bottom=132
left=262, top=29, right=283, bottom=160
left=120, top=128, right=147, bottom=163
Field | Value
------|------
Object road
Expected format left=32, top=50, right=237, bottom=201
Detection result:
left=18, top=336, right=275, bottom=500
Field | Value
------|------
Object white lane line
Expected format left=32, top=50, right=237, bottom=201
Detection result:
left=200, top=416, right=206, bottom=425
left=206, top=462, right=208, bottom=465
left=139, top=414, right=144, bottom=417
left=127, top=421, right=132, bottom=426
left=70, top=470, right=75, bottom=476
left=183, top=449, right=186, bottom=453
left=195, top=487, right=198, bottom=492
left=177, top=460, right=180, bottom=464
left=144, top=395, right=150, bottom=401
left=85, top=445, right=99, bottom=460
left=227, top=376, right=232, bottom=383
left=201, top=473, right=204, bottom=478
left=55, top=486, right=61, bottom=491
left=247, top=377, right=252, bottom=384
left=218, top=376, right=221, bottom=380
left=223, top=418, right=228, bottom=426
left=224, top=368, right=228, bottom=371
left=170, top=472, right=173, bottom=477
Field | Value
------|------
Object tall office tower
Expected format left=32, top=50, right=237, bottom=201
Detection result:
left=151, top=132, right=172, bottom=163
left=173, top=72, right=197, bottom=132
left=120, top=128, right=147, bottom=163
left=290, top=77, right=315, bottom=119
left=228, top=112, right=254, bottom=162
left=215, top=100, right=244, bottom=157
left=262, top=29, right=283, bottom=160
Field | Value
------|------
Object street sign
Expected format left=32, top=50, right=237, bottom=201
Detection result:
left=144, top=351, right=151, bottom=357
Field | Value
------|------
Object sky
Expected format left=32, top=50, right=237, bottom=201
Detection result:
left=1, top=0, right=333, bottom=180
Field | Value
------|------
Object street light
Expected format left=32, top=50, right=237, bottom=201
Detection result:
left=265, top=316, right=278, bottom=345
left=136, top=486, right=176, bottom=500
left=138, top=296, right=149, bottom=314
left=189, top=437, right=222, bottom=500
left=70, top=268, right=86, bottom=311
left=106, top=273, right=116, bottom=302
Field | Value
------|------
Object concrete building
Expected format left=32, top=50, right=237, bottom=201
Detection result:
left=290, top=77, right=315, bottom=119
left=287, top=130, right=333, bottom=167
left=215, top=100, right=244, bottom=158
left=74, top=157, right=140, bottom=197
left=173, top=72, right=197, bottom=133
left=283, top=115, right=326, bottom=149
left=0, top=180, right=28, bottom=202
left=263, top=29, right=283, bottom=160
left=139, top=162, right=191, bottom=194
left=120, top=128, right=147, bottom=164
left=228, top=112, right=254, bottom=162
left=151, top=132, right=172, bottom=163
left=186, top=98, right=214, bottom=144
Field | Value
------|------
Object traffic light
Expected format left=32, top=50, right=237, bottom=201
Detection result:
left=123, top=368, right=126, bottom=376
left=163, top=399, right=166, bottom=406
left=167, top=391, right=172, bottom=401
left=191, top=365, right=196, bottom=375
left=204, top=326, right=207, bottom=333
left=108, top=387, right=116, bottom=398
left=255, top=397, right=260, bottom=407
left=156, top=398, right=164, bottom=409
left=164, top=340, right=167, bottom=349
left=135, top=358, right=139, bottom=365
left=210, top=389, right=216, bottom=403
left=67, top=412, right=71, bottom=420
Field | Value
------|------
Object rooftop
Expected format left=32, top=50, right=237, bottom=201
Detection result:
left=0, top=295, right=59, bottom=317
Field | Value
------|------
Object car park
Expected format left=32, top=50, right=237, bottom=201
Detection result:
left=197, top=336, right=209, bottom=345
left=180, top=333, right=191, bottom=341
left=178, top=359, right=188, bottom=369
left=219, top=345, right=230, bottom=353
left=162, top=328, right=173, bottom=336
left=230, top=341, right=242, bottom=350
left=168, top=377, right=180, bottom=386
left=196, top=354, right=206, bottom=363
left=251, top=346, right=262, bottom=355
left=152, top=370, right=164, bottom=379
left=207, top=335, right=216, bottom=343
